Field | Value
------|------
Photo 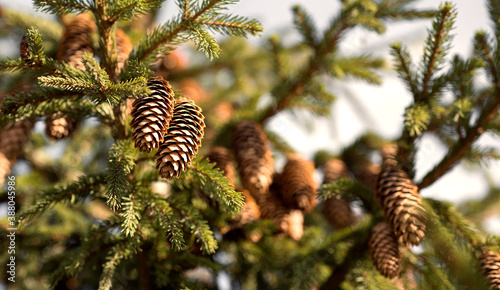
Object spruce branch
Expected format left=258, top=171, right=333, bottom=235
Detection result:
left=419, top=2, right=457, bottom=102
left=417, top=90, right=500, bottom=189
left=293, top=5, right=319, bottom=48
left=188, top=158, right=244, bottom=215
left=99, top=242, right=136, bottom=290
left=474, top=31, right=499, bottom=85
left=0, top=8, right=63, bottom=42
left=200, top=14, right=263, bottom=37
left=150, top=198, right=186, bottom=251
left=375, top=0, right=436, bottom=20
left=107, top=0, right=163, bottom=23
left=390, top=42, right=418, bottom=96
left=120, top=194, right=142, bottom=237
left=18, top=174, right=106, bottom=226
left=104, top=140, right=136, bottom=211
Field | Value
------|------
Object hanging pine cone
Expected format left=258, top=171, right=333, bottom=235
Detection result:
left=156, top=99, right=205, bottom=179
left=130, top=77, right=175, bottom=153
left=232, top=119, right=274, bottom=200
left=47, top=13, right=96, bottom=140
left=480, top=250, right=500, bottom=289
left=376, top=164, right=426, bottom=247
left=369, top=222, right=401, bottom=279
left=56, top=13, right=96, bottom=69
left=114, top=28, right=133, bottom=74
left=178, top=78, right=209, bottom=104
left=205, top=146, right=237, bottom=185
left=20, top=34, right=31, bottom=64
left=0, top=119, right=34, bottom=162
left=232, top=190, right=261, bottom=226
left=322, top=158, right=357, bottom=228
left=0, top=153, right=12, bottom=186
left=257, top=175, right=303, bottom=241
left=278, top=154, right=317, bottom=213
left=356, top=162, right=380, bottom=190
left=45, top=113, right=79, bottom=140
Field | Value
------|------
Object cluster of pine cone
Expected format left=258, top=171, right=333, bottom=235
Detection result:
left=320, top=145, right=427, bottom=280
left=130, top=77, right=205, bottom=179
left=204, top=120, right=317, bottom=241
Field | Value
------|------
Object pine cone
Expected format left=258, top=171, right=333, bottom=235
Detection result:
left=356, top=162, right=380, bottom=190
left=369, top=222, right=401, bottom=279
left=156, top=99, right=205, bottom=179
left=322, top=159, right=357, bottom=228
left=232, top=190, right=261, bottom=226
left=0, top=119, right=33, bottom=161
left=114, top=28, right=133, bottom=74
left=156, top=50, right=188, bottom=78
left=480, top=250, right=500, bottom=289
left=232, top=120, right=274, bottom=200
left=376, top=165, right=426, bottom=247
left=0, top=153, right=12, bottom=186
left=56, top=13, right=96, bottom=69
left=20, top=34, right=31, bottom=64
left=179, top=78, right=209, bottom=104
left=205, top=146, right=237, bottom=185
left=45, top=114, right=79, bottom=140
left=48, top=13, right=96, bottom=140
left=258, top=176, right=303, bottom=240
left=279, top=154, right=317, bottom=213
left=212, top=101, right=234, bottom=125
left=131, top=77, right=175, bottom=153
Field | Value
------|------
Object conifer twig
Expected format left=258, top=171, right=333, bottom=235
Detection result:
left=418, top=94, right=500, bottom=189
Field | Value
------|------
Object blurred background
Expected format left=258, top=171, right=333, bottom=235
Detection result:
left=0, top=0, right=498, bottom=236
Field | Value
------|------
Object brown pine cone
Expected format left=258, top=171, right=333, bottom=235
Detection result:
left=178, top=78, right=209, bottom=104
left=232, top=190, right=261, bottom=226
left=278, top=154, right=317, bottom=213
left=232, top=120, right=274, bottom=200
left=0, top=153, right=12, bottom=186
left=130, top=77, right=175, bottom=153
left=258, top=180, right=303, bottom=241
left=45, top=114, right=79, bottom=140
left=156, top=99, right=205, bottom=179
left=56, top=13, right=96, bottom=69
left=20, top=34, right=31, bottom=64
left=205, top=146, right=237, bottom=185
left=480, top=250, right=500, bottom=289
left=0, top=119, right=33, bottom=161
left=322, top=158, right=357, bottom=228
left=156, top=50, right=188, bottom=78
left=376, top=165, right=426, bottom=247
left=48, top=13, right=96, bottom=140
left=356, top=162, right=380, bottom=190
left=369, top=222, right=401, bottom=279
left=114, top=28, right=133, bottom=74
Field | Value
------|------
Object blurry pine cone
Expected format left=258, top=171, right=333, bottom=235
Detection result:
left=0, top=153, right=12, bottom=186
left=20, top=34, right=31, bottom=64
left=356, top=162, right=380, bottom=190
left=258, top=176, right=303, bottom=241
left=232, top=190, right=261, bottom=226
left=45, top=114, right=79, bottom=140
left=56, top=13, right=96, bottom=69
left=232, top=120, right=274, bottom=200
left=480, top=250, right=500, bottom=289
left=212, top=101, right=234, bottom=125
left=205, top=146, right=236, bottom=185
left=0, top=120, right=33, bottom=161
left=279, top=154, right=317, bottom=213
left=369, top=222, right=401, bottom=279
left=48, top=13, right=96, bottom=140
left=114, top=28, right=133, bottom=74
left=322, top=159, right=357, bottom=228
left=179, top=78, right=209, bottom=104
left=131, top=77, right=175, bottom=152
left=376, top=165, right=426, bottom=246
left=156, top=50, right=188, bottom=78
left=156, top=99, right=205, bottom=179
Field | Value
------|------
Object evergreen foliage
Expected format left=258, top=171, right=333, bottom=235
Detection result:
left=1, top=0, right=500, bottom=289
